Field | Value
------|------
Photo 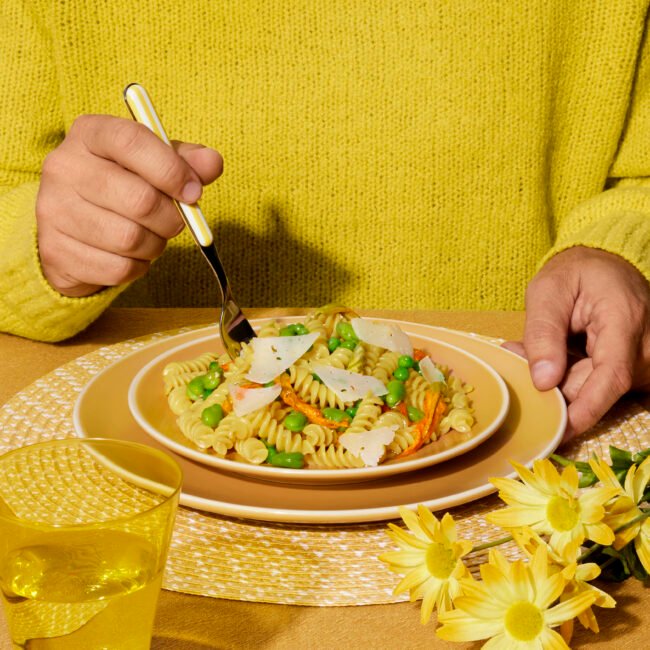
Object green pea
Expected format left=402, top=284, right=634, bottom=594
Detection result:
left=187, top=376, right=205, bottom=399
left=264, top=443, right=278, bottom=460
left=384, top=393, right=401, bottom=408
left=186, top=386, right=201, bottom=401
left=201, top=404, right=224, bottom=427
left=340, top=339, right=358, bottom=351
left=269, top=452, right=305, bottom=469
left=312, top=373, right=322, bottom=383
left=413, top=361, right=420, bottom=373
left=280, top=324, right=299, bottom=336
left=202, top=388, right=214, bottom=399
left=345, top=406, right=358, bottom=419
left=208, top=361, right=222, bottom=373
left=322, top=407, right=348, bottom=422
left=393, top=366, right=409, bottom=381
left=387, top=379, right=406, bottom=400
left=294, top=323, right=310, bottom=335
left=407, top=406, right=424, bottom=423
left=336, top=321, right=357, bottom=341
left=203, top=370, right=222, bottom=390
left=398, top=355, right=415, bottom=369
left=327, top=337, right=341, bottom=352
left=284, top=411, right=308, bottom=432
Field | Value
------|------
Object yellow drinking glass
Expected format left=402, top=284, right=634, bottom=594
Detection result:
left=0, top=438, right=182, bottom=649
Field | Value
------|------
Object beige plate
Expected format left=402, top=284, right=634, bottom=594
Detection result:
left=127, top=321, right=510, bottom=485
left=73, top=320, right=566, bottom=524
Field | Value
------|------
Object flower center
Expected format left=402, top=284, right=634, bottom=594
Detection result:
left=504, top=601, right=544, bottom=641
left=425, top=543, right=456, bottom=579
left=546, top=495, right=579, bottom=531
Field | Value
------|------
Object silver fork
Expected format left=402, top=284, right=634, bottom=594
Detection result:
left=123, top=83, right=256, bottom=359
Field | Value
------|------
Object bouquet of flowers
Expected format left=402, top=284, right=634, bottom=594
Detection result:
left=379, top=446, right=650, bottom=649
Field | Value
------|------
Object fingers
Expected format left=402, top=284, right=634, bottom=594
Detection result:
left=523, top=266, right=575, bottom=391
left=72, top=155, right=183, bottom=240
left=46, top=195, right=168, bottom=262
left=563, top=315, right=638, bottom=436
left=173, top=141, right=224, bottom=186
left=36, top=114, right=224, bottom=297
left=38, top=230, right=150, bottom=296
left=73, top=115, right=204, bottom=203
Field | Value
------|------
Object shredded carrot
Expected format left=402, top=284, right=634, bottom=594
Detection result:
left=425, top=397, right=447, bottom=443
left=278, top=375, right=349, bottom=429
left=394, top=389, right=440, bottom=458
left=413, top=349, right=426, bottom=362
left=395, top=401, right=409, bottom=419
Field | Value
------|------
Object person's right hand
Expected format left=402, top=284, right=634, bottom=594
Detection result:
left=36, top=114, right=223, bottom=297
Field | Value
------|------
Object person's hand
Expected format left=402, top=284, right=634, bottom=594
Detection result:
left=503, top=246, right=650, bottom=440
left=36, top=114, right=223, bottom=297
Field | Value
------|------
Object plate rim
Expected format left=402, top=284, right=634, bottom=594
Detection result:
left=73, top=321, right=567, bottom=523
left=126, top=325, right=511, bottom=483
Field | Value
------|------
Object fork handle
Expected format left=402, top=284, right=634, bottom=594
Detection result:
left=123, top=83, right=214, bottom=248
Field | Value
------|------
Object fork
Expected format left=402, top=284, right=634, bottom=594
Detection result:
left=123, top=83, right=256, bottom=359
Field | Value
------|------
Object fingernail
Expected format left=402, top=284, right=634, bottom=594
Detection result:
left=182, top=181, right=202, bottom=203
left=531, top=360, right=557, bottom=389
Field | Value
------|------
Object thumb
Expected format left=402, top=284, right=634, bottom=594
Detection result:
left=523, top=269, right=574, bottom=391
left=172, top=141, right=224, bottom=186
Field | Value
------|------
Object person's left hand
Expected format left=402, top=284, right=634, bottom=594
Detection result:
left=502, top=246, right=650, bottom=441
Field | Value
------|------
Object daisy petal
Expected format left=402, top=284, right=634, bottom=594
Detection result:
left=540, top=627, right=571, bottom=650
left=393, top=564, right=431, bottom=595
left=490, top=477, right=548, bottom=506
left=418, top=580, right=442, bottom=624
left=487, top=505, right=544, bottom=529
left=378, top=550, right=426, bottom=567
left=545, top=590, right=597, bottom=627
left=436, top=614, right=503, bottom=642
left=535, top=571, right=565, bottom=609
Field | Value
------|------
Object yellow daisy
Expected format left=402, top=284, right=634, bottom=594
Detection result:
left=379, top=505, right=472, bottom=624
left=589, top=456, right=650, bottom=550
left=511, top=527, right=615, bottom=639
left=487, top=459, right=618, bottom=558
left=437, top=545, right=598, bottom=649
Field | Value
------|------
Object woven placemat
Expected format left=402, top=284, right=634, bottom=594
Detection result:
left=0, top=326, right=648, bottom=607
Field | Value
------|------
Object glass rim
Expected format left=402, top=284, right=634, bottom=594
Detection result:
left=0, top=437, right=183, bottom=530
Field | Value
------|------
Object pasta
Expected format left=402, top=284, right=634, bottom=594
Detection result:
left=163, top=307, right=476, bottom=469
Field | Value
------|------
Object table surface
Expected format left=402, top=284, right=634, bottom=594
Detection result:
left=0, top=308, right=648, bottom=650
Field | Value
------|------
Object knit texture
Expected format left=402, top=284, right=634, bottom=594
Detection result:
left=1, top=1, right=649, bottom=341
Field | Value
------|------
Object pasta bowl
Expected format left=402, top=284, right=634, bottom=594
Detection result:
left=127, top=317, right=510, bottom=485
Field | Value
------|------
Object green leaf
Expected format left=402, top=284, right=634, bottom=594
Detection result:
left=609, top=445, right=634, bottom=470
left=632, top=447, right=650, bottom=464
left=578, top=471, right=598, bottom=488
left=550, top=454, right=573, bottom=467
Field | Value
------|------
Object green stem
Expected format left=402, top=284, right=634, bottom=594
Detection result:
left=471, top=534, right=513, bottom=553
left=579, top=510, right=650, bottom=562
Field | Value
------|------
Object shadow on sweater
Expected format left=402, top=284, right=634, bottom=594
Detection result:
left=116, top=204, right=353, bottom=308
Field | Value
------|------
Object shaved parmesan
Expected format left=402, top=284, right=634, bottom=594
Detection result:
left=245, top=332, right=319, bottom=384
left=311, top=363, right=388, bottom=402
left=339, top=426, right=397, bottom=467
left=419, top=356, right=447, bottom=385
left=351, top=318, right=413, bottom=356
left=230, top=383, right=281, bottom=417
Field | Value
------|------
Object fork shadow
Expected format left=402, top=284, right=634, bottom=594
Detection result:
left=117, top=203, right=353, bottom=308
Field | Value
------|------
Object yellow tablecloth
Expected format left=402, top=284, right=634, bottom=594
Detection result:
left=1, top=308, right=648, bottom=649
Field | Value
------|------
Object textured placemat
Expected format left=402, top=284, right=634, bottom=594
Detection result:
left=0, top=326, right=648, bottom=607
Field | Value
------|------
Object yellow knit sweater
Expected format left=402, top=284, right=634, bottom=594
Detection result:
left=1, top=1, right=649, bottom=341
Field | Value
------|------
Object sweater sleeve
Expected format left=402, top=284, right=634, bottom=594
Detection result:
left=0, top=0, right=124, bottom=342
left=541, top=22, right=650, bottom=282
